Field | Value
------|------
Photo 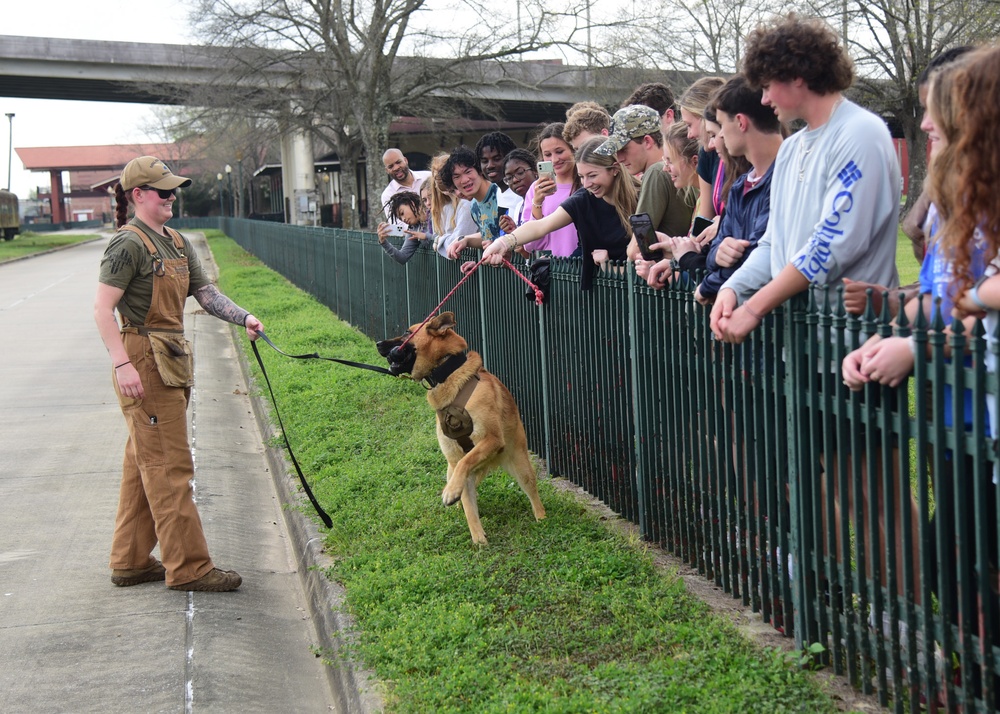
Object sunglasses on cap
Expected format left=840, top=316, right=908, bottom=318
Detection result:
left=138, top=186, right=177, bottom=199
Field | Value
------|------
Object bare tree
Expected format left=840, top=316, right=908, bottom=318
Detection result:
left=182, top=0, right=602, bottom=228
left=805, top=0, right=1000, bottom=211
left=598, top=0, right=784, bottom=75
left=143, top=105, right=282, bottom=217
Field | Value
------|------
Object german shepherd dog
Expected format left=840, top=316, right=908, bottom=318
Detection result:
left=376, top=312, right=545, bottom=544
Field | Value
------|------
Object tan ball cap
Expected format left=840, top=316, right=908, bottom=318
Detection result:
left=120, top=156, right=192, bottom=191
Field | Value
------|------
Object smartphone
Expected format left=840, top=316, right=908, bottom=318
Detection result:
left=537, top=160, right=555, bottom=180
left=629, top=213, right=663, bottom=262
left=385, top=223, right=407, bottom=237
left=692, top=215, right=714, bottom=238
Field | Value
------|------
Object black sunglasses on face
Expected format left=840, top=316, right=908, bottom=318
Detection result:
left=139, top=186, right=177, bottom=199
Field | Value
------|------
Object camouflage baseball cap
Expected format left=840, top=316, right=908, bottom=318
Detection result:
left=594, top=105, right=662, bottom=156
left=120, top=156, right=192, bottom=191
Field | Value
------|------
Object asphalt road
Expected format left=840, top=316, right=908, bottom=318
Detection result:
left=0, top=234, right=346, bottom=713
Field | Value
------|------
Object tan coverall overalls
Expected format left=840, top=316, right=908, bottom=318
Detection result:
left=108, top=227, right=214, bottom=587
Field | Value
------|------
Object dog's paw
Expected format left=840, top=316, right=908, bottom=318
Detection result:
left=441, top=484, right=463, bottom=507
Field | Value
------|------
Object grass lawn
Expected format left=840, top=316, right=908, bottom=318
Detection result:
left=208, top=229, right=850, bottom=713
left=895, top=228, right=922, bottom=286
left=0, top=232, right=102, bottom=262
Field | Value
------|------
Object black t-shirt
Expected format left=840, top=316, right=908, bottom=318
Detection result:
left=560, top=187, right=629, bottom=290
left=696, top=147, right=721, bottom=185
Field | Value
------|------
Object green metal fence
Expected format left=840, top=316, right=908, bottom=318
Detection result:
left=180, top=217, right=1000, bottom=713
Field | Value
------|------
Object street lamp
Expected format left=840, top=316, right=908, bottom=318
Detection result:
left=236, top=159, right=245, bottom=218
left=5, top=113, right=14, bottom=191
left=225, top=164, right=233, bottom=218
left=217, top=172, right=225, bottom=217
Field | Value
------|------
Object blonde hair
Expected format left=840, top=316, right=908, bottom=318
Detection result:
left=574, top=137, right=639, bottom=237
left=664, top=122, right=700, bottom=207
left=428, top=153, right=458, bottom=233
left=679, top=76, right=726, bottom=118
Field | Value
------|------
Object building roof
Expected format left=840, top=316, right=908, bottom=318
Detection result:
left=15, top=143, right=183, bottom=172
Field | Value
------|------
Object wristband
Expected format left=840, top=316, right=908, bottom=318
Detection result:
left=506, top=234, right=518, bottom=250
left=743, top=302, right=765, bottom=322
left=969, top=279, right=990, bottom=311
left=114, top=361, right=130, bottom=370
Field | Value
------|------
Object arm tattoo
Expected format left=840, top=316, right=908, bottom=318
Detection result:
left=193, top=284, right=250, bottom=326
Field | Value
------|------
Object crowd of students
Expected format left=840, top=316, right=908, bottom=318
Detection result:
left=374, top=12, right=1000, bottom=704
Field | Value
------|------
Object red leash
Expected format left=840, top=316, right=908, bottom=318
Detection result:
left=399, top=256, right=542, bottom=349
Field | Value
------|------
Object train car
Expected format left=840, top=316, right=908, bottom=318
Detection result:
left=0, top=189, right=19, bottom=240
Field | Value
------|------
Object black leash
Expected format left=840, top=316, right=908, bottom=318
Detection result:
left=249, top=331, right=395, bottom=528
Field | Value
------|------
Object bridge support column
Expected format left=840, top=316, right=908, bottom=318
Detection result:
left=49, top=170, right=65, bottom=224
left=280, top=128, right=318, bottom=226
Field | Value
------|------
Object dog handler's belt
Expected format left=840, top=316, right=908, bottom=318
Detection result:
left=438, top=374, right=480, bottom=453
left=122, top=324, right=185, bottom=336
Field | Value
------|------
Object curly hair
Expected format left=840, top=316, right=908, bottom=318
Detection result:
left=742, top=14, right=853, bottom=95
left=474, top=132, right=516, bottom=164
left=935, top=46, right=1000, bottom=298
left=574, top=136, right=639, bottom=238
left=563, top=108, right=611, bottom=145
left=383, top=190, right=423, bottom=226
left=566, top=101, right=607, bottom=119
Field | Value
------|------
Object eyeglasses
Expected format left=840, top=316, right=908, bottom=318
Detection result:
left=502, top=166, right=533, bottom=185
left=138, top=186, right=177, bottom=199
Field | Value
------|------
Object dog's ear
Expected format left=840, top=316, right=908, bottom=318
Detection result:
left=427, top=311, right=456, bottom=336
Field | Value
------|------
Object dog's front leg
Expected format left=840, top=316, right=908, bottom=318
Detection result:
left=441, top=436, right=500, bottom=507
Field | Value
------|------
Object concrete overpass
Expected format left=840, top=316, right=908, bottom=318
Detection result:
left=0, top=35, right=672, bottom=120
left=0, top=35, right=672, bottom=223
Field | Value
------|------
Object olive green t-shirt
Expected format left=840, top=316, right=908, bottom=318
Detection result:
left=98, top=219, right=212, bottom=326
left=637, top=161, right=695, bottom=238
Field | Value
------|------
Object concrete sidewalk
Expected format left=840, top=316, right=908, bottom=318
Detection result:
left=0, top=231, right=379, bottom=713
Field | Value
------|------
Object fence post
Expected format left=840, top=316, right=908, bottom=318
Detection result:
left=538, top=298, right=553, bottom=477
left=627, top=267, right=649, bottom=540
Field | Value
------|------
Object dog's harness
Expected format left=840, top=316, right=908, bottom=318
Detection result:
left=431, top=353, right=480, bottom=453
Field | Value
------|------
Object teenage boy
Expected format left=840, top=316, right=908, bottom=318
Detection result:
left=708, top=15, right=912, bottom=627
left=710, top=14, right=900, bottom=343
left=694, top=75, right=783, bottom=301
left=441, top=146, right=499, bottom=260
left=595, top=104, right=693, bottom=252
left=622, top=82, right=677, bottom=129
left=564, top=102, right=611, bottom=151
left=474, top=132, right=521, bottom=215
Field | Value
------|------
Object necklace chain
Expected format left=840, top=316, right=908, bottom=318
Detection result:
left=797, top=97, right=845, bottom=182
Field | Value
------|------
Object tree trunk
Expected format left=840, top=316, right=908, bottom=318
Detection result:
left=901, top=112, right=927, bottom=215
left=336, top=140, right=365, bottom=230
left=362, top=118, right=393, bottom=230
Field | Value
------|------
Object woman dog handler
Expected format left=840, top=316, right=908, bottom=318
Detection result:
left=94, top=156, right=263, bottom=592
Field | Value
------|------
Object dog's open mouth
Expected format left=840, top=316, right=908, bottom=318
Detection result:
left=376, top=338, right=416, bottom=376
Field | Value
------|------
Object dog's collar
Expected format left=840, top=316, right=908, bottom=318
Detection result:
left=425, top=352, right=468, bottom=388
